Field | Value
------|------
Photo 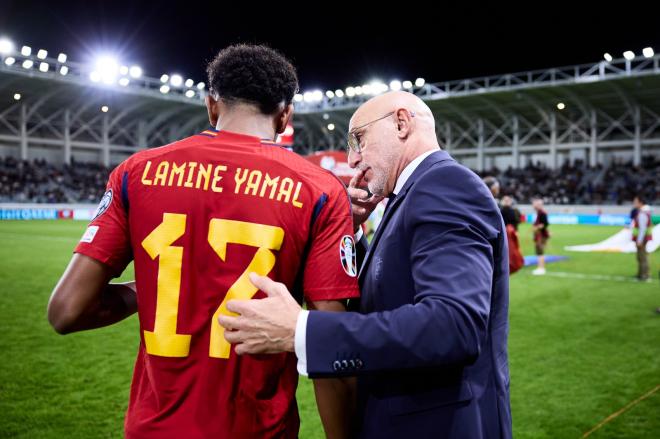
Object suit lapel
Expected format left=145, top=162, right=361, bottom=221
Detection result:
left=358, top=150, right=452, bottom=279
left=359, top=193, right=405, bottom=278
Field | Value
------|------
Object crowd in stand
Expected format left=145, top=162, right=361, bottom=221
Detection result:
left=0, top=157, right=108, bottom=204
left=478, top=156, right=659, bottom=205
left=0, top=155, right=658, bottom=205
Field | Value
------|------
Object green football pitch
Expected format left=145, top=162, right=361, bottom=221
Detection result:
left=0, top=220, right=658, bottom=438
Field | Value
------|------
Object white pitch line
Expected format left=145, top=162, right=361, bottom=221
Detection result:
left=537, top=270, right=653, bottom=284
left=0, top=231, right=76, bottom=242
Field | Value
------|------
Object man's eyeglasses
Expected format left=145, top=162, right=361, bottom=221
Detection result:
left=346, top=111, right=415, bottom=153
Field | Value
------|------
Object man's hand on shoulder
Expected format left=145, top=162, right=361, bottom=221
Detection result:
left=218, top=273, right=301, bottom=354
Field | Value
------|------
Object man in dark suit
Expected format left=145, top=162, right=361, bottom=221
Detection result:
left=219, top=91, right=512, bottom=438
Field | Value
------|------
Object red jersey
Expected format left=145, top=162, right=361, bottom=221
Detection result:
left=74, top=129, right=360, bottom=438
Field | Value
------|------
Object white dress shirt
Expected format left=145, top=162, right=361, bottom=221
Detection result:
left=295, top=149, right=439, bottom=376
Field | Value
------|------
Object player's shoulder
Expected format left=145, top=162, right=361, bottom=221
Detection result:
left=259, top=143, right=347, bottom=194
left=115, top=135, right=200, bottom=172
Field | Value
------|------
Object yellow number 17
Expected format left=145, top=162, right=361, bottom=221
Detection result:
left=141, top=213, right=284, bottom=359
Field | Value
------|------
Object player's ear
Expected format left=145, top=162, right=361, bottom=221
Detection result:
left=205, top=95, right=219, bottom=128
left=274, top=103, right=294, bottom=135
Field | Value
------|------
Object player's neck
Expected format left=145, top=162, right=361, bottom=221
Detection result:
left=215, top=110, right=276, bottom=141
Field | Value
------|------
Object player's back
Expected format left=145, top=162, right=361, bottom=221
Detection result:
left=79, top=129, right=358, bottom=438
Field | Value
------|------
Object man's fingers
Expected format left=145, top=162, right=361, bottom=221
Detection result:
left=225, top=299, right=251, bottom=316
left=347, top=186, right=369, bottom=202
left=218, top=314, right=241, bottom=330
left=348, top=168, right=365, bottom=189
left=368, top=194, right=385, bottom=205
left=248, top=273, right=287, bottom=298
left=223, top=328, right=244, bottom=344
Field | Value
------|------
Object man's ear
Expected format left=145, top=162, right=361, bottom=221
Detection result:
left=205, top=95, right=219, bottom=128
left=274, top=103, right=294, bottom=135
left=395, top=108, right=414, bottom=139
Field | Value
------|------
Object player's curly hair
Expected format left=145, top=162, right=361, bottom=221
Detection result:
left=206, top=44, right=299, bottom=115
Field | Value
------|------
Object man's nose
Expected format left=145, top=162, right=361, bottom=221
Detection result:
left=348, top=149, right=361, bottom=169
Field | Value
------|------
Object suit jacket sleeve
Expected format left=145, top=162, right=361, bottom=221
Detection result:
left=305, top=164, right=500, bottom=377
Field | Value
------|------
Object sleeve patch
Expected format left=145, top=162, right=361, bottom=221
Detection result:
left=80, top=225, right=100, bottom=243
left=339, top=235, right=357, bottom=277
left=92, top=189, right=113, bottom=220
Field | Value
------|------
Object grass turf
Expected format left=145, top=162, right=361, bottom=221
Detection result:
left=0, top=220, right=658, bottom=438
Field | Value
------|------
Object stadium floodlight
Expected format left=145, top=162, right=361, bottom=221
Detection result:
left=101, top=105, right=109, bottom=113
left=323, top=113, right=330, bottom=120
left=603, top=53, right=613, bottom=62
left=390, top=80, right=402, bottom=91
left=21, top=45, right=31, bottom=56
left=119, top=65, right=129, bottom=75
left=354, top=86, right=363, bottom=96
left=369, top=81, right=387, bottom=94
left=557, top=102, right=566, bottom=110
left=170, top=74, right=183, bottom=87
left=160, top=74, right=169, bottom=83
left=185, top=78, right=194, bottom=88
left=303, top=91, right=314, bottom=102
left=118, top=77, right=130, bottom=86
left=57, top=53, right=67, bottom=63
left=37, top=49, right=47, bottom=59
left=38, top=62, right=48, bottom=72
left=335, top=89, right=344, bottom=98
left=293, top=93, right=303, bottom=102
left=326, top=90, right=335, bottom=98
left=89, top=71, right=101, bottom=82
left=346, top=87, right=356, bottom=97
left=197, top=82, right=205, bottom=90
left=312, top=90, right=323, bottom=102
left=415, top=77, right=425, bottom=87
left=95, top=56, right=119, bottom=84
left=327, top=123, right=335, bottom=131
left=22, top=59, right=33, bottom=69
left=159, top=84, right=170, bottom=94
left=642, top=47, right=654, bottom=58
left=185, top=89, right=195, bottom=98
left=0, top=38, right=14, bottom=55
left=361, top=84, right=372, bottom=95
left=13, top=93, right=21, bottom=101
left=4, top=56, right=16, bottom=66
left=623, top=50, right=635, bottom=60
left=129, top=65, right=142, bottom=78
left=402, top=80, right=413, bottom=89
left=59, top=66, right=68, bottom=76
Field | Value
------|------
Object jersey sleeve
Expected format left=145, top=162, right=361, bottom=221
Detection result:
left=303, top=178, right=360, bottom=302
left=74, top=161, right=133, bottom=276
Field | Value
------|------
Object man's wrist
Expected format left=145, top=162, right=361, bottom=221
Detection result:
left=294, top=310, right=310, bottom=376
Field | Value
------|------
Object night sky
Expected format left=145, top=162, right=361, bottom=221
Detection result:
left=1, top=0, right=658, bottom=91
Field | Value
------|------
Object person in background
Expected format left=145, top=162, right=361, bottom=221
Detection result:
left=483, top=176, right=500, bottom=199
left=501, top=196, right=520, bottom=231
left=631, top=195, right=651, bottom=281
left=482, top=178, right=523, bottom=274
left=532, top=198, right=550, bottom=275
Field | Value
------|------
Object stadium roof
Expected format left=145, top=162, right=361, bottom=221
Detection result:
left=1, top=45, right=659, bottom=168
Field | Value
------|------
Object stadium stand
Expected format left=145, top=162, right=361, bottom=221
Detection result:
left=0, top=156, right=108, bottom=203
left=1, top=154, right=657, bottom=205
left=480, top=156, right=659, bottom=205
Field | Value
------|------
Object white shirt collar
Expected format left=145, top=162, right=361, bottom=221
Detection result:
left=392, top=149, right=438, bottom=195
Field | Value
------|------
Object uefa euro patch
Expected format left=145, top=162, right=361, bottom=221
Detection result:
left=93, top=189, right=113, bottom=220
left=339, top=235, right=357, bottom=277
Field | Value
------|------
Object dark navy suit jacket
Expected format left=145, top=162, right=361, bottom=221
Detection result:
left=305, top=151, right=512, bottom=438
